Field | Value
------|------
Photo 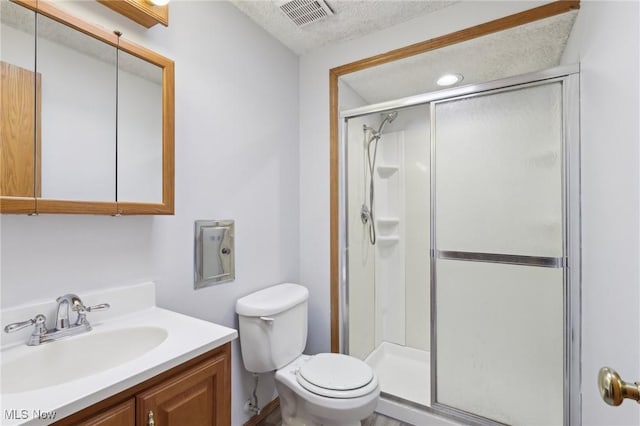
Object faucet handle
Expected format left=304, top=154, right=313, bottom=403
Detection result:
left=75, top=302, right=110, bottom=314
left=85, top=303, right=110, bottom=312
left=4, top=314, right=47, bottom=334
left=75, top=302, right=110, bottom=326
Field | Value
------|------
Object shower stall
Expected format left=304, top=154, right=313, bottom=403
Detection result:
left=340, top=66, right=580, bottom=425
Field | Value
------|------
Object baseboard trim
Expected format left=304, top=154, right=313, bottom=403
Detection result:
left=243, top=397, right=280, bottom=426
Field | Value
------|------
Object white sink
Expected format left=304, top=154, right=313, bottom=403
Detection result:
left=1, top=283, right=237, bottom=426
left=2, top=326, right=168, bottom=393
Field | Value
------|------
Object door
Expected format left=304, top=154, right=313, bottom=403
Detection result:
left=137, top=354, right=230, bottom=426
left=0, top=61, right=41, bottom=198
left=431, top=76, right=580, bottom=425
left=77, top=399, right=135, bottom=426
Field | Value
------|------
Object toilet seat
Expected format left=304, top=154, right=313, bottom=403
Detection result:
left=296, top=353, right=378, bottom=398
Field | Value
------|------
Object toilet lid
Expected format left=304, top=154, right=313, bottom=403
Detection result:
left=296, top=353, right=377, bottom=398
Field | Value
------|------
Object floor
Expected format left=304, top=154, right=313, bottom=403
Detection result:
left=258, top=408, right=411, bottom=426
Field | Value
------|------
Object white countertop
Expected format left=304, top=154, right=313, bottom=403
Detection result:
left=0, top=283, right=237, bottom=425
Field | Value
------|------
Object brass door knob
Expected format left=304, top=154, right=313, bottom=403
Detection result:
left=598, top=367, right=640, bottom=406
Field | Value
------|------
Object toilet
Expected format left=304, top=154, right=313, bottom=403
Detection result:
left=236, top=283, right=380, bottom=426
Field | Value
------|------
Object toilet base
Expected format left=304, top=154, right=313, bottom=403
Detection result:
left=281, top=418, right=359, bottom=426
left=279, top=389, right=364, bottom=426
left=275, top=355, right=379, bottom=426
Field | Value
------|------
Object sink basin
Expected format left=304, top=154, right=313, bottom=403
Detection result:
left=2, top=326, right=168, bottom=393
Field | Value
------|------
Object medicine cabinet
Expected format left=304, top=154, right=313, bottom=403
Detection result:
left=0, top=0, right=174, bottom=215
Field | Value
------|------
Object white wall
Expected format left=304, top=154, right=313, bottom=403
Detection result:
left=561, top=1, right=640, bottom=425
left=0, top=1, right=299, bottom=424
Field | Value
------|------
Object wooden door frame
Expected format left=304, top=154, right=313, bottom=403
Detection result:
left=328, top=0, right=580, bottom=352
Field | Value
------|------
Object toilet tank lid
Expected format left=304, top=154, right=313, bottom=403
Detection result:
left=236, top=283, right=309, bottom=317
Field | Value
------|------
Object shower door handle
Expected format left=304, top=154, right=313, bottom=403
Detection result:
left=598, top=367, right=640, bottom=406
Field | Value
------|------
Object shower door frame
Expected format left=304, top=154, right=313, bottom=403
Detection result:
left=339, top=64, right=581, bottom=426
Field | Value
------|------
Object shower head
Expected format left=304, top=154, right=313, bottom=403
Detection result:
left=386, top=111, right=398, bottom=123
left=376, top=111, right=398, bottom=135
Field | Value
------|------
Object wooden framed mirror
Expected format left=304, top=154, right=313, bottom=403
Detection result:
left=0, top=0, right=174, bottom=215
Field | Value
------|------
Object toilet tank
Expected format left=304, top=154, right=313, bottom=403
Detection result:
left=236, top=283, right=309, bottom=373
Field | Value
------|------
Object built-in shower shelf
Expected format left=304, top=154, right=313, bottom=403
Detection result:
left=377, top=217, right=400, bottom=227
left=376, top=236, right=399, bottom=246
left=377, top=165, right=399, bottom=178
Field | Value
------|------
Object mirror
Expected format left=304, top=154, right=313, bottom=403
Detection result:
left=0, top=0, right=174, bottom=214
left=36, top=12, right=117, bottom=202
left=117, top=49, right=163, bottom=203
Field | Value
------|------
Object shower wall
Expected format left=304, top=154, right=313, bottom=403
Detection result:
left=396, top=107, right=430, bottom=352
left=346, top=114, right=376, bottom=360
left=373, top=128, right=406, bottom=347
left=346, top=104, right=430, bottom=359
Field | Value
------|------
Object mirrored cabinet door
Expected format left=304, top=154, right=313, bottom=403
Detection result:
left=117, top=49, right=163, bottom=204
left=1, top=0, right=37, bottom=213
left=36, top=12, right=117, bottom=203
left=1, top=0, right=174, bottom=215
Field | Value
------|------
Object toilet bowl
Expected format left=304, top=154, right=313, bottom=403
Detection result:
left=275, top=354, right=379, bottom=426
left=236, top=283, right=380, bottom=426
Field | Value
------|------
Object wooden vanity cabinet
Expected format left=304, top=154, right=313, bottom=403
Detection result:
left=76, top=400, right=135, bottom=426
left=137, top=352, right=229, bottom=426
left=53, top=343, right=231, bottom=426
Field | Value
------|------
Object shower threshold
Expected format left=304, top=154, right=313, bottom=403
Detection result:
left=365, top=342, right=431, bottom=407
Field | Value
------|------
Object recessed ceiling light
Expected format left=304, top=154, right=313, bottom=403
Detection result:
left=148, top=0, right=169, bottom=6
left=437, top=73, right=464, bottom=87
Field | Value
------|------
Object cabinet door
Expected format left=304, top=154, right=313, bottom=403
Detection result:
left=77, top=399, right=134, bottom=426
left=137, top=354, right=230, bottom=426
left=1, top=62, right=41, bottom=199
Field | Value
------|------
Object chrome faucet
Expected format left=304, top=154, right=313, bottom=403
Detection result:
left=4, top=294, right=110, bottom=346
left=56, top=293, right=82, bottom=330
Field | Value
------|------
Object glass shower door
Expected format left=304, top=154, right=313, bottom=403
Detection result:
left=431, top=81, right=570, bottom=425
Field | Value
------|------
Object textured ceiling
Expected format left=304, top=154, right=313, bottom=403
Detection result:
left=230, top=0, right=459, bottom=55
left=341, top=10, right=578, bottom=104
left=230, top=0, right=578, bottom=104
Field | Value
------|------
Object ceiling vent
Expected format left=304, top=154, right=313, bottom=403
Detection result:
left=278, top=0, right=334, bottom=28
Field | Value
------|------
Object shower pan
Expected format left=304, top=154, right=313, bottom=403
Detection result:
left=339, top=65, right=581, bottom=426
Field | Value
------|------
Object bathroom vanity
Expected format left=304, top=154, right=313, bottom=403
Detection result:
left=59, top=343, right=231, bottom=426
left=1, top=283, right=237, bottom=426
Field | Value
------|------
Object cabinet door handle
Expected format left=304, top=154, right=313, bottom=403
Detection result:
left=147, top=410, right=155, bottom=426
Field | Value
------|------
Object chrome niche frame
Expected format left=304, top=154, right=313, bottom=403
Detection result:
left=338, top=64, right=581, bottom=426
